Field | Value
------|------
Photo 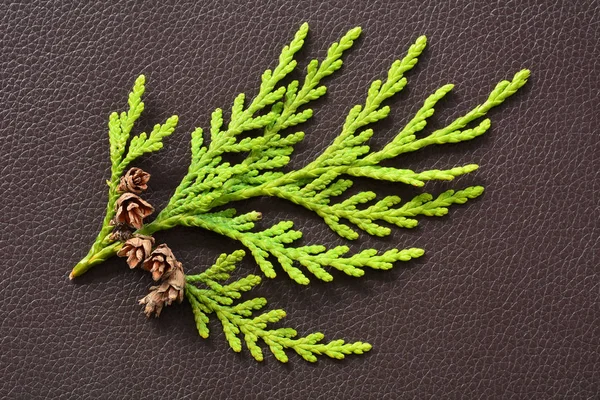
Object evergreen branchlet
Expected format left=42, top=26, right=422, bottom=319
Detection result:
left=70, top=22, right=530, bottom=362
left=186, top=250, right=371, bottom=362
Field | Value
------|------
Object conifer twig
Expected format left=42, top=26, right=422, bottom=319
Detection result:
left=69, top=22, right=530, bottom=363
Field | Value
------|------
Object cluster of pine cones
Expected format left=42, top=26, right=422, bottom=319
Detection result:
left=110, top=167, right=185, bottom=317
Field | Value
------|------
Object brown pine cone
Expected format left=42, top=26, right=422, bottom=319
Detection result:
left=114, top=193, right=154, bottom=230
left=108, top=224, right=133, bottom=242
left=116, top=235, right=155, bottom=268
left=117, top=167, right=150, bottom=194
left=142, top=244, right=180, bottom=281
left=139, top=266, right=185, bottom=318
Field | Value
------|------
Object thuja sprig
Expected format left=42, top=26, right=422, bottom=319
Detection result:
left=169, top=208, right=425, bottom=284
left=71, top=22, right=529, bottom=281
left=71, top=76, right=177, bottom=277
left=69, top=23, right=530, bottom=360
left=186, top=250, right=371, bottom=362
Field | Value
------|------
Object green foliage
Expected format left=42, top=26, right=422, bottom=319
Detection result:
left=85, top=76, right=178, bottom=256
left=158, top=23, right=362, bottom=218
left=74, top=22, right=529, bottom=280
left=72, top=22, right=531, bottom=283
left=139, top=23, right=528, bottom=283
left=174, top=209, right=424, bottom=284
left=108, top=75, right=145, bottom=171
left=121, top=116, right=178, bottom=167
left=185, top=250, right=372, bottom=362
left=71, top=23, right=530, bottom=362
left=108, top=75, right=178, bottom=181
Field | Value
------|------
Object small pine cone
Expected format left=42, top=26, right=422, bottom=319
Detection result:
left=116, top=235, right=155, bottom=268
left=139, top=266, right=185, bottom=318
left=114, top=193, right=154, bottom=230
left=108, top=224, right=133, bottom=242
left=117, top=167, right=151, bottom=194
left=142, top=244, right=180, bottom=281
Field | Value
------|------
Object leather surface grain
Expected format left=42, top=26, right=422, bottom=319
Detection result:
left=1, top=0, right=598, bottom=398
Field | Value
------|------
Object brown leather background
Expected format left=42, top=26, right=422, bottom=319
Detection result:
left=1, top=0, right=598, bottom=398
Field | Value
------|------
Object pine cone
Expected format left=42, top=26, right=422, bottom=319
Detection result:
left=117, top=167, right=151, bottom=194
left=114, top=193, right=154, bottom=230
left=108, top=223, right=133, bottom=242
left=139, top=266, right=185, bottom=318
left=116, top=235, right=155, bottom=268
left=142, top=244, right=180, bottom=281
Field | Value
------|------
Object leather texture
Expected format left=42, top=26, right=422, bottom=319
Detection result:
left=1, top=1, right=598, bottom=398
